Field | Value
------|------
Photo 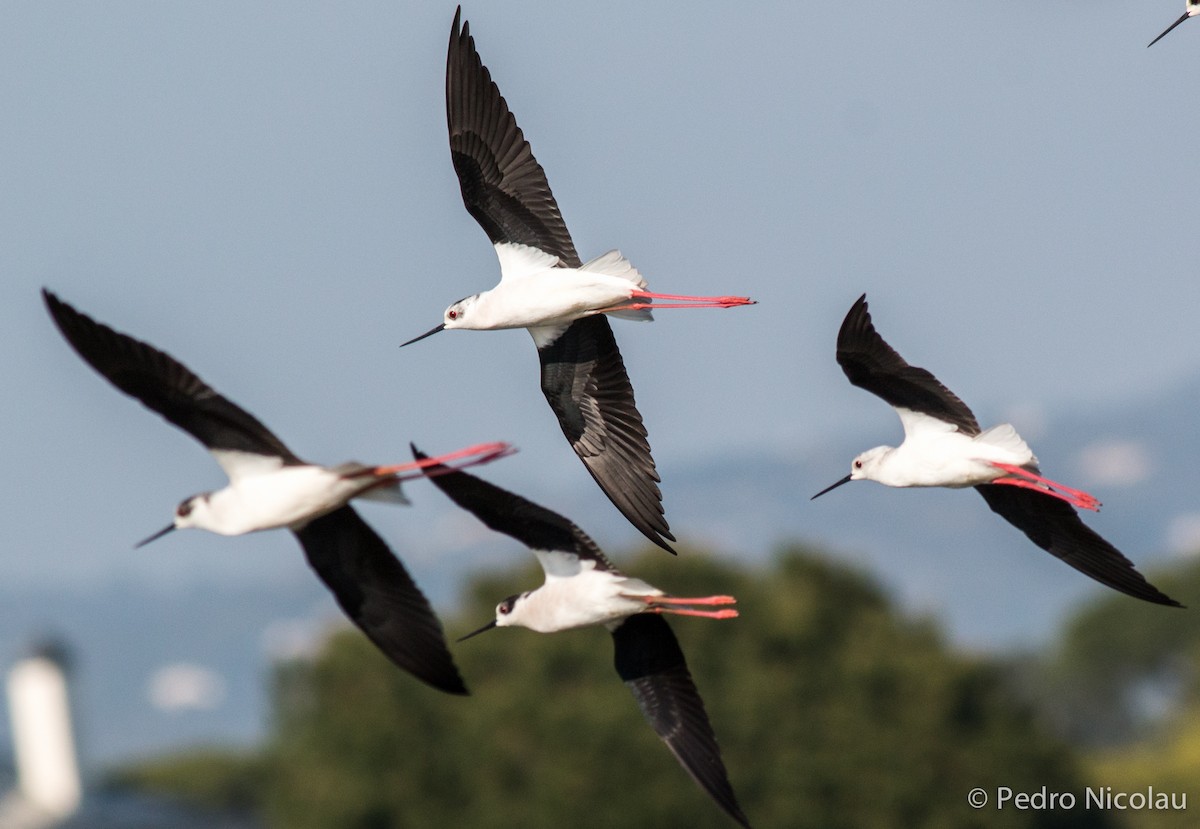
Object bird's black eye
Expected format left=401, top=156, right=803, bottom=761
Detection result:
left=853, top=460, right=863, bottom=470
left=498, top=599, right=514, bottom=615
left=176, top=500, right=194, bottom=518
left=447, top=309, right=458, bottom=320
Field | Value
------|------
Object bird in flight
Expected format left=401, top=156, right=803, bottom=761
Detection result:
left=45, top=289, right=515, bottom=694
left=402, top=8, right=754, bottom=554
left=414, top=445, right=749, bottom=827
left=812, top=294, right=1180, bottom=607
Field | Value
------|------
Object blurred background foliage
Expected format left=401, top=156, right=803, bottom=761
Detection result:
left=108, top=542, right=1200, bottom=828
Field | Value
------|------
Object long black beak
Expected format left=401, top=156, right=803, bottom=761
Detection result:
left=400, top=323, right=445, bottom=347
left=457, top=619, right=497, bottom=642
left=135, top=523, right=176, bottom=548
left=811, top=474, right=852, bottom=501
left=1149, top=12, right=1190, bottom=47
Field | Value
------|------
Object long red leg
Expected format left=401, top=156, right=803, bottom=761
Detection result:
left=367, top=441, right=516, bottom=480
left=631, top=594, right=737, bottom=606
left=629, top=289, right=755, bottom=309
left=991, top=463, right=1101, bottom=511
left=648, top=607, right=740, bottom=620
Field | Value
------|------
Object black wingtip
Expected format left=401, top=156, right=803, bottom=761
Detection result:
left=1133, top=583, right=1184, bottom=609
left=42, top=287, right=76, bottom=332
left=613, top=615, right=751, bottom=828
left=975, top=485, right=1187, bottom=609
left=440, top=677, right=471, bottom=696
left=451, top=5, right=467, bottom=49
left=844, top=292, right=870, bottom=327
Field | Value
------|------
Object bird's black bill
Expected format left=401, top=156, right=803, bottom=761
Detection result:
left=1149, top=13, right=1190, bottom=47
left=135, top=523, right=176, bottom=548
left=400, top=323, right=445, bottom=347
left=456, top=619, right=497, bottom=642
left=811, top=474, right=852, bottom=500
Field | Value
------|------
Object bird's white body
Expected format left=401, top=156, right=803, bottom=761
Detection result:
left=442, top=245, right=651, bottom=339
left=175, top=458, right=403, bottom=537
left=498, top=551, right=662, bottom=633
left=850, top=412, right=1037, bottom=489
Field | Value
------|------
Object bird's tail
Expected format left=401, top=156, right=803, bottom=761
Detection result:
left=580, top=250, right=654, bottom=321
left=974, top=423, right=1038, bottom=469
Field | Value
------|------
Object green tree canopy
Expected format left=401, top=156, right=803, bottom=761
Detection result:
left=1031, top=557, right=1200, bottom=746
left=258, top=544, right=1105, bottom=829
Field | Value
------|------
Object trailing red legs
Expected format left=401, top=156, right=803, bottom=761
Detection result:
left=990, top=462, right=1101, bottom=511
left=367, top=441, right=515, bottom=480
left=621, top=289, right=756, bottom=311
left=631, top=593, right=739, bottom=620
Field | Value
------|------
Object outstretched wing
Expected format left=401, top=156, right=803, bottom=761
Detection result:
left=412, top=444, right=617, bottom=573
left=836, top=294, right=980, bottom=437
left=976, top=485, right=1181, bottom=607
left=537, top=317, right=674, bottom=552
left=293, top=506, right=468, bottom=695
left=44, top=289, right=302, bottom=479
left=611, top=614, right=750, bottom=828
left=446, top=7, right=578, bottom=264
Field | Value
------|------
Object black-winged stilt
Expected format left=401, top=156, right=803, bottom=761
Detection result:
left=401, top=8, right=754, bottom=555
left=412, top=446, right=749, bottom=827
left=811, top=294, right=1180, bottom=607
left=44, top=289, right=516, bottom=695
left=1149, top=1, right=1198, bottom=47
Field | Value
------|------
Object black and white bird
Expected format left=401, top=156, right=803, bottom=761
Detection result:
left=812, top=294, right=1179, bottom=607
left=401, top=8, right=754, bottom=554
left=1149, top=0, right=1199, bottom=47
left=44, top=289, right=515, bottom=694
left=413, top=447, right=749, bottom=828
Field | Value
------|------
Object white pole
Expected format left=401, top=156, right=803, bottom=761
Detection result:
left=6, top=652, right=82, bottom=819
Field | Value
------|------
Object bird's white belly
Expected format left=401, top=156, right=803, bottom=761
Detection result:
left=481, top=270, right=634, bottom=329
left=205, top=466, right=358, bottom=535
left=522, top=575, right=656, bottom=633
left=888, top=432, right=1031, bottom=488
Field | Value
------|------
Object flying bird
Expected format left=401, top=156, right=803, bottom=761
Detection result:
left=401, top=8, right=755, bottom=554
left=413, top=446, right=749, bottom=828
left=1149, top=0, right=1199, bottom=47
left=811, top=294, right=1180, bottom=607
left=44, top=289, right=515, bottom=694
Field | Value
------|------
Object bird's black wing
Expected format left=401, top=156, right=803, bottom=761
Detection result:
left=293, top=506, right=469, bottom=695
left=836, top=294, right=980, bottom=436
left=43, top=289, right=302, bottom=465
left=612, top=614, right=750, bottom=828
left=447, top=7, right=578, bottom=264
left=412, top=445, right=616, bottom=571
left=976, top=485, right=1181, bottom=607
left=538, top=317, right=674, bottom=552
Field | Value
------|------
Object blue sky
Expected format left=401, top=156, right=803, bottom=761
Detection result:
left=3, top=1, right=1199, bottom=651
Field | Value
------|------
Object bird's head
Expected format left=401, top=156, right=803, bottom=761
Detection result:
left=811, top=446, right=889, bottom=500
left=849, top=446, right=890, bottom=481
left=442, top=294, right=481, bottom=330
left=399, top=294, right=482, bottom=346
left=135, top=492, right=211, bottom=547
left=457, top=592, right=529, bottom=641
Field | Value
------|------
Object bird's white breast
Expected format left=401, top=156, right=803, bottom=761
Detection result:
left=516, top=567, right=660, bottom=633
left=198, top=465, right=362, bottom=535
left=474, top=243, right=642, bottom=332
left=885, top=423, right=1037, bottom=488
